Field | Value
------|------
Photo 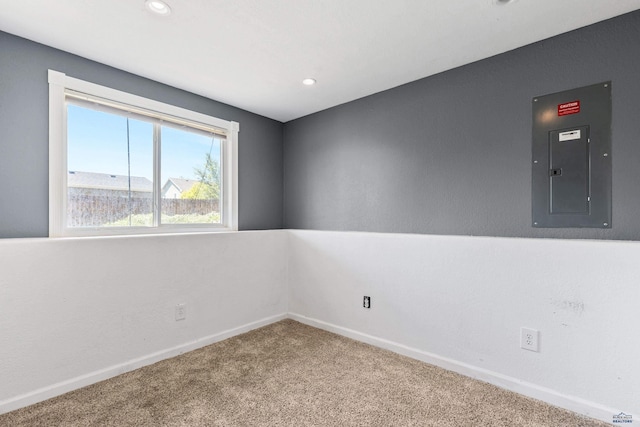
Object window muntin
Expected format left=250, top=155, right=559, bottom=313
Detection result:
left=49, top=70, right=238, bottom=237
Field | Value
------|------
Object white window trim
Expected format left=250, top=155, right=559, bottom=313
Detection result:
left=48, top=69, right=239, bottom=237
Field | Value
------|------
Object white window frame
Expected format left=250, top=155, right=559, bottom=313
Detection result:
left=48, top=69, right=239, bottom=237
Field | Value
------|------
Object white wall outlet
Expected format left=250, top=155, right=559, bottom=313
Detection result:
left=175, top=303, right=187, bottom=321
left=520, top=327, right=539, bottom=352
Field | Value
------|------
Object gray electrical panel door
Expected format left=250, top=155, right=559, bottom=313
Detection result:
left=532, top=82, right=611, bottom=228
left=549, top=126, right=589, bottom=214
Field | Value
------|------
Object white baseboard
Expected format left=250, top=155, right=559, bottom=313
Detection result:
left=288, top=313, right=624, bottom=425
left=0, top=313, right=287, bottom=415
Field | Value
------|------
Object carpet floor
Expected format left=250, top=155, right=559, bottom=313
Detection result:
left=0, top=319, right=606, bottom=426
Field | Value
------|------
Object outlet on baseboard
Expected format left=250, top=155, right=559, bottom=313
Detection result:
left=520, top=327, right=539, bottom=352
left=175, top=303, right=187, bottom=321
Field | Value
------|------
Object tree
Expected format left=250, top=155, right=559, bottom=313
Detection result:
left=181, top=153, right=220, bottom=200
left=180, top=182, right=216, bottom=200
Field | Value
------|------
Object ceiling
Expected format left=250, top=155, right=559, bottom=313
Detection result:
left=1, top=1, right=639, bottom=122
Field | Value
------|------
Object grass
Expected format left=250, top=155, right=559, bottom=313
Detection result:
left=106, top=212, right=221, bottom=227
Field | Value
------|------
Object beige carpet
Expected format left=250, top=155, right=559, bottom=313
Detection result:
left=1, top=320, right=606, bottom=426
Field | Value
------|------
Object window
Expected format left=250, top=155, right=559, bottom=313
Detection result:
left=48, top=70, right=238, bottom=237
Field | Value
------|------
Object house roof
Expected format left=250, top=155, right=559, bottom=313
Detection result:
left=163, top=178, right=199, bottom=194
left=68, top=171, right=153, bottom=193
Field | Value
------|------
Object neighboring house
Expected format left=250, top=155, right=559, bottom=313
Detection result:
left=68, top=171, right=153, bottom=198
left=161, top=178, right=199, bottom=199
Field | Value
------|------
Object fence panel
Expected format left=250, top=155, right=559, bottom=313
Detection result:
left=67, top=195, right=219, bottom=227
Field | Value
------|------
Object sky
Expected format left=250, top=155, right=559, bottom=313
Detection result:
left=67, top=104, right=221, bottom=185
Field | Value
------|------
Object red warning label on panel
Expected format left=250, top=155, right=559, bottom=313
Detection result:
left=557, top=100, right=580, bottom=116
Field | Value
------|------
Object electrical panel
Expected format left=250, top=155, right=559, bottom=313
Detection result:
left=532, top=82, right=612, bottom=228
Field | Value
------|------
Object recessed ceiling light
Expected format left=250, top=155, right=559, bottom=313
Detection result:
left=302, top=78, right=316, bottom=86
left=145, top=0, right=171, bottom=15
left=495, top=0, right=516, bottom=4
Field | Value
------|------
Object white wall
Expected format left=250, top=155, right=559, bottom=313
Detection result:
left=0, top=231, right=288, bottom=413
left=288, top=230, right=640, bottom=423
left=2, top=229, right=638, bottom=423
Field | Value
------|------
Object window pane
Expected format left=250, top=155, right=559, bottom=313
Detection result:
left=67, top=104, right=154, bottom=227
left=161, top=126, right=222, bottom=225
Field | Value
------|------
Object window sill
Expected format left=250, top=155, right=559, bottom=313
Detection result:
left=49, top=226, right=238, bottom=239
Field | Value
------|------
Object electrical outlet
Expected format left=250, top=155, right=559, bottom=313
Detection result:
left=175, top=303, right=187, bottom=321
left=363, top=296, right=371, bottom=309
left=520, top=327, right=539, bottom=352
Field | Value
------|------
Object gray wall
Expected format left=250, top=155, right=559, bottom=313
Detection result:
left=283, top=10, right=640, bottom=240
left=0, top=32, right=283, bottom=238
